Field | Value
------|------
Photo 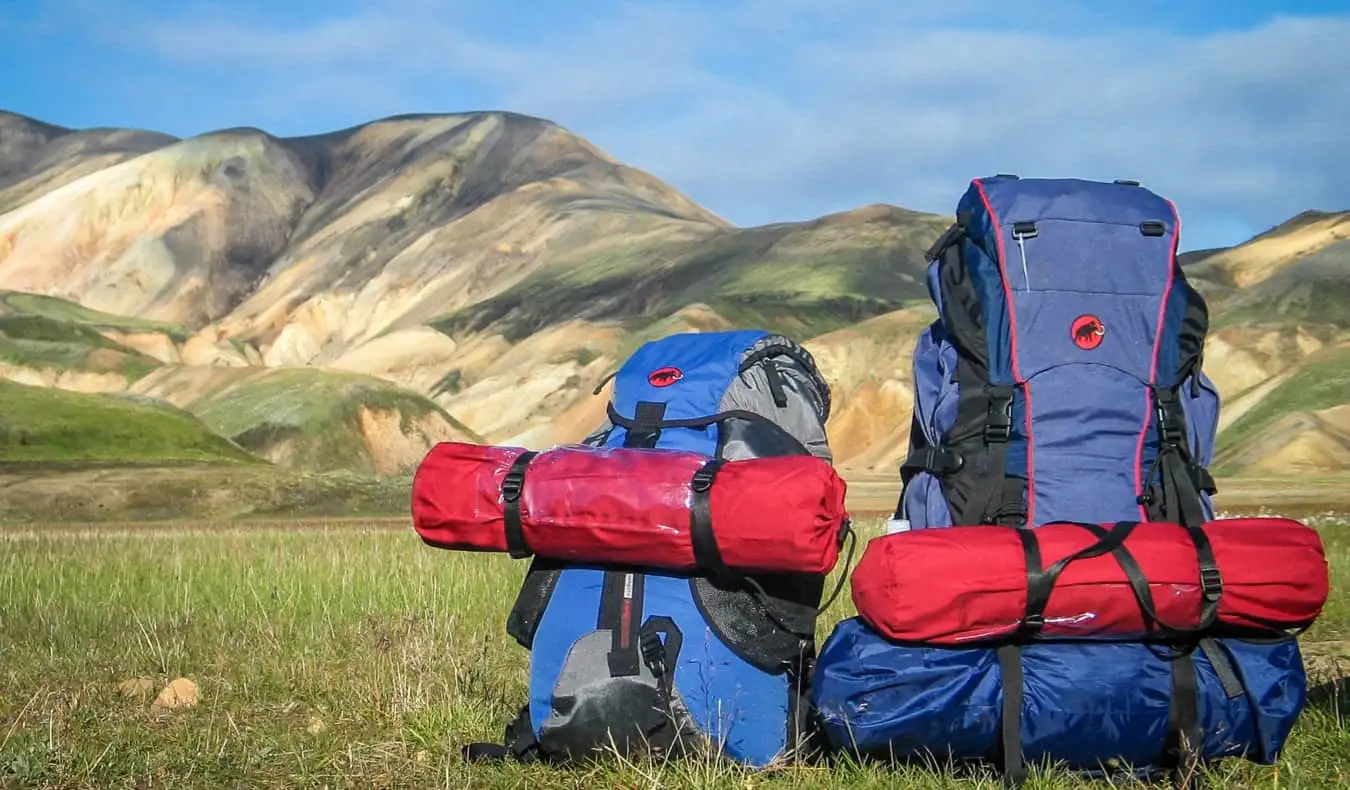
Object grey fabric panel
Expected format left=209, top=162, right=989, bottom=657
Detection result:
left=538, top=629, right=697, bottom=758
left=719, top=336, right=833, bottom=463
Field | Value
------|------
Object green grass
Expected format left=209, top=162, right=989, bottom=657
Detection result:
left=188, top=367, right=480, bottom=474
left=0, top=315, right=164, bottom=383
left=0, top=379, right=260, bottom=466
left=1, top=518, right=1345, bottom=788
left=0, top=290, right=189, bottom=342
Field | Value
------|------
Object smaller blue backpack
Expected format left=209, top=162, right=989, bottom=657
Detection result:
left=467, top=329, right=851, bottom=767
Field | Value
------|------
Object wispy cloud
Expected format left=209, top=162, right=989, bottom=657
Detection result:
left=10, top=0, right=1349, bottom=249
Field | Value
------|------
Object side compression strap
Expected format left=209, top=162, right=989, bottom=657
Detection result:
left=996, top=645, right=1027, bottom=787
left=1141, top=387, right=1217, bottom=529
left=689, top=459, right=734, bottom=585
left=1016, top=522, right=1224, bottom=637
left=1164, top=650, right=1203, bottom=789
left=601, top=570, right=646, bottom=677
left=502, top=451, right=539, bottom=559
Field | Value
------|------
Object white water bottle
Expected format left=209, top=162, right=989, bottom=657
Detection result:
left=885, top=517, right=912, bottom=535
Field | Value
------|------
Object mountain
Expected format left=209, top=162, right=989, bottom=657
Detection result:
left=1, top=108, right=1348, bottom=480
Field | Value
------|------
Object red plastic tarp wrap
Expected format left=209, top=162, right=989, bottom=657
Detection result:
left=410, top=441, right=849, bottom=575
left=850, top=518, right=1329, bottom=644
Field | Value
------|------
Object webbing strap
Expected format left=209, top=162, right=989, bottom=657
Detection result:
left=502, top=451, right=538, bottom=559
left=1017, top=522, right=1224, bottom=638
left=689, top=460, right=733, bottom=584
left=1165, top=651, right=1203, bottom=789
left=997, top=645, right=1027, bottom=786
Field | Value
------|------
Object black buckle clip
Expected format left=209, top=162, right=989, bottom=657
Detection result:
left=1022, top=613, right=1046, bottom=634
left=640, top=630, right=666, bottom=676
left=1199, top=566, right=1224, bottom=602
left=691, top=466, right=717, bottom=493
left=985, top=396, right=1014, bottom=443
left=501, top=472, right=525, bottom=502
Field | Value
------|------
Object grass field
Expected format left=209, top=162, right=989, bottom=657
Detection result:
left=1, top=516, right=1346, bottom=789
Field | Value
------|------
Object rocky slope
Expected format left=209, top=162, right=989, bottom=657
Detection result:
left=1, top=108, right=1347, bottom=476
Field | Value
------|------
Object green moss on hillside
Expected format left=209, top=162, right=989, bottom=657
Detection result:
left=188, top=367, right=480, bottom=473
left=430, top=210, right=946, bottom=343
left=0, top=290, right=189, bottom=341
left=1215, top=344, right=1350, bottom=469
left=0, top=379, right=260, bottom=465
left=0, top=314, right=164, bottom=383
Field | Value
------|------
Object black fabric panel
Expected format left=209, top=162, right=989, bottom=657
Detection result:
left=716, top=416, right=809, bottom=460
left=689, top=571, right=820, bottom=674
left=505, top=558, right=563, bottom=649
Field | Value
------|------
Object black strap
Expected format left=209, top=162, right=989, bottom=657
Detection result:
left=1142, top=386, right=1213, bottom=529
left=606, top=402, right=791, bottom=433
left=1165, top=650, right=1203, bottom=789
left=462, top=704, right=541, bottom=763
left=625, top=401, right=668, bottom=448
left=689, top=460, right=733, bottom=584
left=965, top=385, right=1017, bottom=526
left=997, top=645, right=1027, bottom=786
left=1199, top=637, right=1245, bottom=700
left=600, top=571, right=645, bottom=677
left=900, top=446, right=965, bottom=477
left=1020, top=521, right=1224, bottom=639
left=638, top=615, right=686, bottom=753
left=502, top=451, right=538, bottom=559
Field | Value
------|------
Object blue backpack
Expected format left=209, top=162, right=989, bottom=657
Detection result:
left=812, top=177, right=1307, bottom=783
left=896, top=174, right=1221, bottom=531
left=470, top=329, right=846, bottom=767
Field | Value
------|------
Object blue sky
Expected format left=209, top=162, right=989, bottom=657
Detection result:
left=4, top=0, right=1349, bottom=251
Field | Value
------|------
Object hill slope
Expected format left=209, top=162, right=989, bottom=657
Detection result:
left=1, top=108, right=1348, bottom=477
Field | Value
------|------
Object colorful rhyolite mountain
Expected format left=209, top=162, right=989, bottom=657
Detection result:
left=1, top=109, right=1347, bottom=476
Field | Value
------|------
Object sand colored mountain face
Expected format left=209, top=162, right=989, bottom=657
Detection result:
left=2, top=108, right=1349, bottom=476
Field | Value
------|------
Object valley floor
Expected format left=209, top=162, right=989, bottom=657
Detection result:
left=0, top=517, right=1346, bottom=789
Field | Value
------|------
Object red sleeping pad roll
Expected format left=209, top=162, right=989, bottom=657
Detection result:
left=850, top=518, right=1329, bottom=644
left=410, top=441, right=850, bottom=576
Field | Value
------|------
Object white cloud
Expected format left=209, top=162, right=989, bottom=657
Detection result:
left=51, top=1, right=1350, bottom=248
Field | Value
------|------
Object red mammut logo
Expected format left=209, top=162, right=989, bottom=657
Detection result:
left=1071, top=315, right=1106, bottom=350
left=648, top=367, right=683, bottom=387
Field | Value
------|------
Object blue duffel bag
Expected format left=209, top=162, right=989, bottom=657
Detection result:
left=812, top=617, right=1307, bottom=781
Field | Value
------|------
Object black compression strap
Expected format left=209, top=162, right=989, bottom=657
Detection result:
left=1014, top=528, right=1047, bottom=634
left=997, top=645, right=1027, bottom=786
left=1185, top=526, right=1223, bottom=631
left=502, top=451, right=538, bottom=559
left=1165, top=650, right=1202, bottom=788
left=625, top=401, right=667, bottom=448
left=689, top=460, right=733, bottom=583
left=601, top=571, right=644, bottom=677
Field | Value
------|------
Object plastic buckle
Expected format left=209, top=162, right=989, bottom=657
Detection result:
left=1199, top=566, right=1224, bottom=602
left=1022, top=613, right=1046, bottom=634
left=691, top=467, right=717, bottom=493
left=501, top=473, right=524, bottom=502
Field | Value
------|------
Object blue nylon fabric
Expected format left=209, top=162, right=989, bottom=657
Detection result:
left=813, top=618, right=1306, bottom=773
left=958, top=177, right=1181, bottom=526
left=526, top=329, right=791, bottom=767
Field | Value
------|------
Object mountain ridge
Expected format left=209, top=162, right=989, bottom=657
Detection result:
left=2, top=107, right=1348, bottom=477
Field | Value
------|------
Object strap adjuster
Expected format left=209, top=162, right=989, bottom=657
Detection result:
left=1199, top=566, right=1223, bottom=602
left=501, top=472, right=525, bottom=502
left=691, top=467, right=717, bottom=492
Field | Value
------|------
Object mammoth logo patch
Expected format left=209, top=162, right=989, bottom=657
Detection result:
left=1071, top=315, right=1106, bottom=350
left=648, top=367, right=683, bottom=387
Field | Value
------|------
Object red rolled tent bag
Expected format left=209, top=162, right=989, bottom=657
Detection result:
left=410, top=441, right=850, bottom=576
left=850, top=517, right=1329, bottom=644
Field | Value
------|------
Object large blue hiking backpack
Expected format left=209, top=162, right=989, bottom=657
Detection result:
left=812, top=177, right=1308, bottom=784
left=474, top=330, right=843, bottom=767
left=896, top=174, right=1221, bottom=531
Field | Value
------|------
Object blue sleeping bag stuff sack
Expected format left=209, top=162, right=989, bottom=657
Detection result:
left=811, top=177, right=1311, bottom=783
left=813, top=618, right=1307, bottom=779
left=468, top=330, right=844, bottom=768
